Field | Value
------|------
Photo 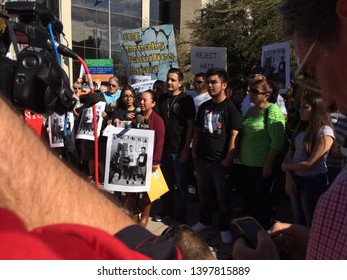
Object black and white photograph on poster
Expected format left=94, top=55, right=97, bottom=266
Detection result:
left=48, top=112, right=74, bottom=148
left=102, top=126, right=154, bottom=193
left=131, top=80, right=156, bottom=99
left=261, top=42, right=290, bottom=94
left=76, top=102, right=106, bottom=140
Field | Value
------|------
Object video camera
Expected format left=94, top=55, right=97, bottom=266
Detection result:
left=0, top=1, right=76, bottom=116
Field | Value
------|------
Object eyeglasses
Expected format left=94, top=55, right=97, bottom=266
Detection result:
left=193, top=80, right=205, bottom=84
left=206, top=80, right=220, bottom=85
left=109, top=84, right=117, bottom=88
left=249, top=88, right=269, bottom=95
left=294, top=41, right=321, bottom=93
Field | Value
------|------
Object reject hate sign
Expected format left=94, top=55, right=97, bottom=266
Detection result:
left=191, top=47, right=227, bottom=74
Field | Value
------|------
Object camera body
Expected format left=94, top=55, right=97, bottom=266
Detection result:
left=0, top=1, right=75, bottom=116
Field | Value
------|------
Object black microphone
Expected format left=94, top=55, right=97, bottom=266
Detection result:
left=47, top=39, right=79, bottom=59
left=136, top=113, right=144, bottom=128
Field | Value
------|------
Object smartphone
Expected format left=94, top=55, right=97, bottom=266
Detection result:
left=232, top=216, right=263, bottom=249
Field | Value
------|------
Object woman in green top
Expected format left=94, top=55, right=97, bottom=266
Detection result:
left=239, top=77, right=286, bottom=229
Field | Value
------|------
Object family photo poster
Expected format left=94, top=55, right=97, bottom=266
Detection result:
left=48, top=112, right=74, bottom=148
left=102, top=126, right=154, bottom=193
left=261, top=42, right=290, bottom=94
left=76, top=102, right=106, bottom=141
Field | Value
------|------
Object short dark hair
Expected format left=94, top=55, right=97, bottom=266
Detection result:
left=161, top=224, right=215, bottom=260
left=195, top=72, right=206, bottom=80
left=279, top=0, right=339, bottom=47
left=167, top=68, right=184, bottom=81
left=206, top=68, right=228, bottom=83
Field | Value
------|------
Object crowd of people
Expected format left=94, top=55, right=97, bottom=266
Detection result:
left=1, top=0, right=347, bottom=260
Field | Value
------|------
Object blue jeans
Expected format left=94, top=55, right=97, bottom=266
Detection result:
left=160, top=151, right=190, bottom=220
left=291, top=173, right=328, bottom=227
left=194, top=159, right=231, bottom=231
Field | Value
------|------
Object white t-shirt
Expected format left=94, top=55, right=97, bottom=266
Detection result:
left=193, top=92, right=211, bottom=118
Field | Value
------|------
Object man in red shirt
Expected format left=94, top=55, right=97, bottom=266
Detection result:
left=0, top=96, right=180, bottom=260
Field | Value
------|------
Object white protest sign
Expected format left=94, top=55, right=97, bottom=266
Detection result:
left=191, top=47, right=227, bottom=74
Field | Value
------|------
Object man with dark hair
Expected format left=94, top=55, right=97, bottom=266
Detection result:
left=156, top=68, right=196, bottom=223
left=137, top=147, right=147, bottom=181
left=233, top=0, right=347, bottom=260
left=191, top=68, right=243, bottom=244
left=191, top=72, right=211, bottom=118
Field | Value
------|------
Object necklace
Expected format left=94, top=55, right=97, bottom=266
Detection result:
left=167, top=94, right=178, bottom=119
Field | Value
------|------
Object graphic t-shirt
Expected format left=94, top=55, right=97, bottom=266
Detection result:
left=195, top=98, right=243, bottom=161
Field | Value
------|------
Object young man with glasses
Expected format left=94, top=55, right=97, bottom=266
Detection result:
left=233, top=0, right=347, bottom=260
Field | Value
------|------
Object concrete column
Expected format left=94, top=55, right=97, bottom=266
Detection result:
left=60, top=0, right=73, bottom=85
left=142, top=0, right=150, bottom=28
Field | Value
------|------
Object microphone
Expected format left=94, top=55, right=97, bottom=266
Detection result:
left=136, top=114, right=144, bottom=128
left=135, top=107, right=141, bottom=114
left=47, top=39, right=79, bottom=59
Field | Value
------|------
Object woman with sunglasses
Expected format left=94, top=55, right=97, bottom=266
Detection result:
left=281, top=92, right=335, bottom=227
left=238, top=78, right=286, bottom=229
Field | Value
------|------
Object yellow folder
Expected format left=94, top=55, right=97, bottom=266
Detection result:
left=148, top=165, right=169, bottom=202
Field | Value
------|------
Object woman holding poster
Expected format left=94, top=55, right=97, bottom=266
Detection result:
left=135, top=90, right=165, bottom=227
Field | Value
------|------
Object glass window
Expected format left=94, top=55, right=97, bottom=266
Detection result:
left=72, top=0, right=84, bottom=5
left=85, top=0, right=108, bottom=11
left=150, top=0, right=159, bottom=22
left=96, top=11, right=109, bottom=52
left=131, top=17, right=142, bottom=29
left=72, top=8, right=85, bottom=48
left=131, top=0, right=142, bottom=18
left=120, top=14, right=132, bottom=30
left=84, top=9, right=97, bottom=48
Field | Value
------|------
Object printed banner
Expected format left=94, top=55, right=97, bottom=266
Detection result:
left=119, top=24, right=178, bottom=81
left=24, top=110, right=44, bottom=136
left=84, top=59, right=114, bottom=82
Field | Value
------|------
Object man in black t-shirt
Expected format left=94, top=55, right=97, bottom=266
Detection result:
left=156, top=68, right=196, bottom=223
left=191, top=68, right=243, bottom=245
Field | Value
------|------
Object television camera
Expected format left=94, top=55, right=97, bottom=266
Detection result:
left=0, top=1, right=77, bottom=116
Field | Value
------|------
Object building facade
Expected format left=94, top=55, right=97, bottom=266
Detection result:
left=3, top=0, right=208, bottom=83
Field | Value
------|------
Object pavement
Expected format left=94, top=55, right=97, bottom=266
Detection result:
left=145, top=187, right=293, bottom=260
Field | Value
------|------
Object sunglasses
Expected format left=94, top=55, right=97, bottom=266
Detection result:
left=294, top=41, right=321, bottom=93
left=73, top=87, right=81, bottom=90
left=249, top=88, right=269, bottom=95
left=109, top=84, right=117, bottom=88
